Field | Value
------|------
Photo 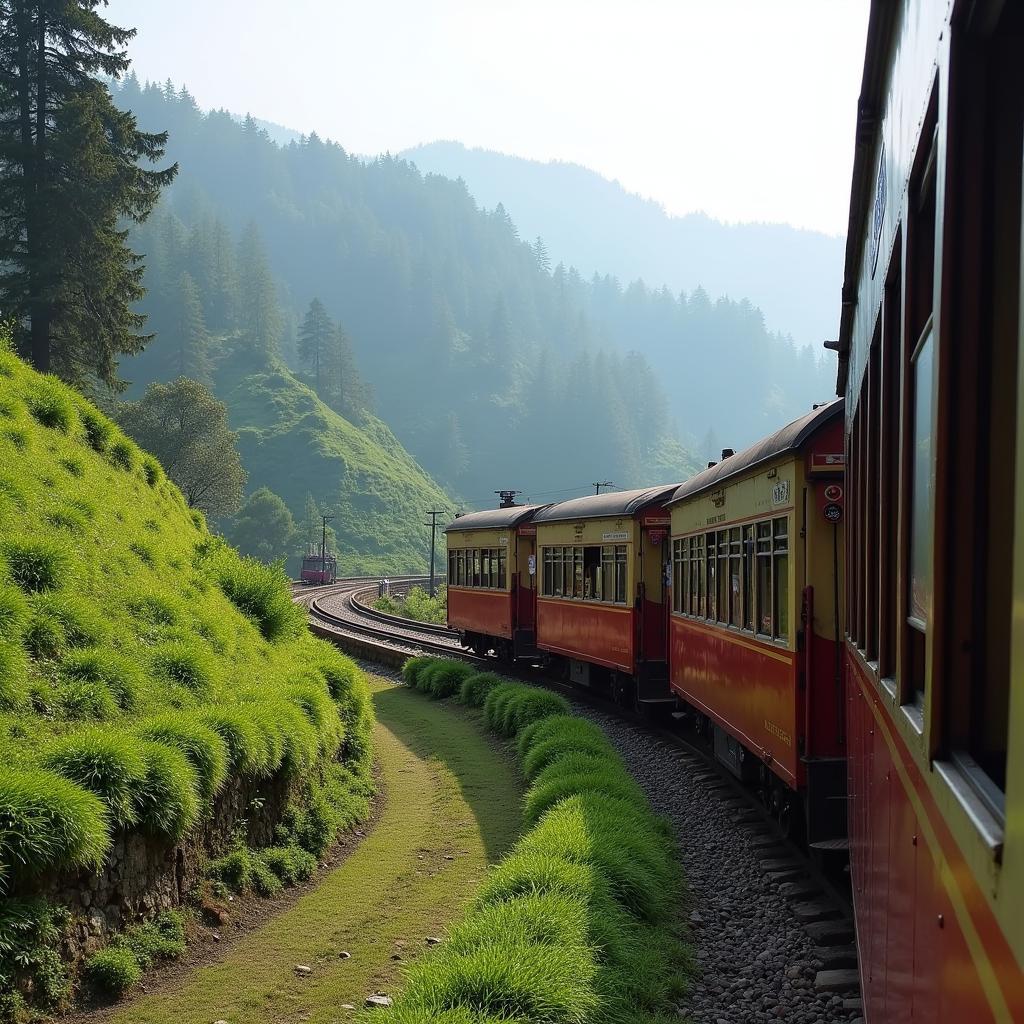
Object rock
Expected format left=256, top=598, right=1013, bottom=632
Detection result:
left=338, top=950, right=352, bottom=959
left=211, top=932, right=220, bottom=942
left=213, top=1019, right=229, bottom=1023
left=294, top=964, right=312, bottom=976
left=390, top=953, right=402, bottom=961
left=425, top=936, right=442, bottom=945
left=340, top=1005, right=356, bottom=1011
left=365, top=995, right=393, bottom=1009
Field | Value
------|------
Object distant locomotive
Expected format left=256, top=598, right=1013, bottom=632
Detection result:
left=300, top=553, right=337, bottom=585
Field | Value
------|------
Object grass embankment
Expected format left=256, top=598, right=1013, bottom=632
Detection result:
left=373, top=585, right=447, bottom=625
left=214, top=353, right=452, bottom=575
left=384, top=657, right=691, bottom=1024
left=98, top=673, right=523, bottom=1024
left=0, top=350, right=374, bottom=1014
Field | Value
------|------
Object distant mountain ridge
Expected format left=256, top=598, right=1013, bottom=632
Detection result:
left=401, top=141, right=844, bottom=348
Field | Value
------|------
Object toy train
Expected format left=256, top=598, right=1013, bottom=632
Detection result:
left=446, top=2, right=1024, bottom=1018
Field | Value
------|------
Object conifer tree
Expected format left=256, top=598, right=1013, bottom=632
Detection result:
left=298, top=297, right=333, bottom=394
left=0, top=1, right=177, bottom=387
left=172, top=272, right=211, bottom=383
left=533, top=237, right=551, bottom=273
left=236, top=222, right=281, bottom=361
left=324, top=322, right=369, bottom=418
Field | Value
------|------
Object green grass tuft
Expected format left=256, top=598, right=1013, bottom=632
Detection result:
left=149, top=639, right=218, bottom=699
left=77, top=404, right=114, bottom=453
left=419, top=659, right=474, bottom=699
left=400, top=655, right=435, bottom=689
left=457, top=671, right=505, bottom=707
left=61, top=648, right=144, bottom=712
left=0, top=640, right=29, bottom=710
left=0, top=765, right=110, bottom=875
left=0, top=535, right=69, bottom=593
left=133, top=740, right=199, bottom=841
left=55, top=678, right=120, bottom=721
left=32, top=591, right=109, bottom=648
left=135, top=712, right=230, bottom=804
left=40, top=728, right=149, bottom=830
left=107, top=436, right=138, bottom=472
left=24, top=377, right=75, bottom=433
left=195, top=705, right=273, bottom=777
left=140, top=454, right=163, bottom=486
left=208, top=548, right=305, bottom=642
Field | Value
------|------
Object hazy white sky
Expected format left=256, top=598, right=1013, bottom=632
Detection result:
left=106, top=0, right=869, bottom=236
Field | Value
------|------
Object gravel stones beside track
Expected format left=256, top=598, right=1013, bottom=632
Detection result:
left=571, top=705, right=861, bottom=1024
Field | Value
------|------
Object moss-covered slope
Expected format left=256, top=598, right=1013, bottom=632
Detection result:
left=214, top=352, right=452, bottom=574
left=0, top=348, right=373, bottom=909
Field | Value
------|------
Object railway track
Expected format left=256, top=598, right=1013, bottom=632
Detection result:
left=297, top=589, right=862, bottom=1021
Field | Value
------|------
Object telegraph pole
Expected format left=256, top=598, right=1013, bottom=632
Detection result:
left=424, top=510, right=447, bottom=596
left=593, top=481, right=614, bottom=495
left=320, top=514, right=334, bottom=563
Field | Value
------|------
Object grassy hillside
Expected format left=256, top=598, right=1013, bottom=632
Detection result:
left=215, top=351, right=452, bottom=574
left=0, top=348, right=375, bottom=1013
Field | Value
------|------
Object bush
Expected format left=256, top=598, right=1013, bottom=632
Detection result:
left=1, top=536, right=69, bottom=592
left=133, top=740, right=199, bottom=841
left=116, top=910, right=185, bottom=968
left=489, top=686, right=570, bottom=738
left=107, top=436, right=137, bottom=472
left=521, top=727, right=615, bottom=782
left=0, top=640, right=29, bottom=710
left=259, top=844, right=316, bottom=886
left=85, top=946, right=141, bottom=997
left=291, top=790, right=340, bottom=857
left=522, top=766, right=644, bottom=827
left=135, top=712, right=229, bottom=804
left=61, top=648, right=144, bottom=712
left=149, top=639, right=218, bottom=699
left=0, top=583, right=30, bottom=641
left=444, top=891, right=590, bottom=955
left=210, top=847, right=252, bottom=891
left=210, top=550, right=304, bottom=641
left=401, top=655, right=435, bottom=689
left=24, top=377, right=74, bottom=433
left=196, top=705, right=273, bottom=777
left=419, top=659, right=474, bottom=699
left=481, top=683, right=518, bottom=733
left=40, top=728, right=148, bottom=829
left=457, top=671, right=504, bottom=707
left=78, top=404, right=114, bottom=453
left=0, top=765, right=110, bottom=875
left=248, top=695, right=320, bottom=776
left=250, top=855, right=284, bottom=896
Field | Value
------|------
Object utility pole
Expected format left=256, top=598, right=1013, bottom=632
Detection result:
left=320, top=514, right=334, bottom=562
left=593, top=481, right=614, bottom=495
left=424, top=510, right=447, bottom=596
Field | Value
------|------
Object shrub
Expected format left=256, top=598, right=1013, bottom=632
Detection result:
left=133, top=740, right=199, bottom=841
left=196, top=705, right=273, bottom=777
left=85, top=946, right=141, bottom=997
left=210, top=551, right=304, bottom=641
left=149, top=639, right=218, bottom=699
left=56, top=679, right=119, bottom=721
left=0, top=640, right=29, bottom=710
left=135, top=712, right=229, bottom=804
left=475, top=850, right=612, bottom=910
left=291, top=791, right=340, bottom=857
left=522, top=767, right=644, bottom=827
left=117, top=910, right=185, bottom=967
left=444, top=891, right=590, bottom=955
left=420, top=659, right=473, bottom=699
left=258, top=844, right=316, bottom=886
left=491, top=686, right=570, bottom=738
left=210, top=847, right=252, bottom=891
left=61, top=648, right=144, bottom=711
left=140, top=454, right=163, bottom=486
left=0, top=765, right=110, bottom=875
left=78, top=404, right=113, bottom=453
left=1, top=536, right=69, bottom=592
left=250, top=854, right=284, bottom=897
left=482, top=683, right=518, bottom=732
left=24, top=377, right=74, bottom=433
left=401, top=655, right=435, bottom=689
left=457, top=671, right=504, bottom=707
left=107, top=436, right=137, bottom=472
left=41, top=728, right=148, bottom=829
left=521, top=725, right=615, bottom=782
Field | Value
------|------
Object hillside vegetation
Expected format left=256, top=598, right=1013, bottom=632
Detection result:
left=0, top=349, right=374, bottom=1013
left=215, top=351, right=453, bottom=574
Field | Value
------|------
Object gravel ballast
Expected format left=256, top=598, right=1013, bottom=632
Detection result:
left=572, top=705, right=863, bottom=1024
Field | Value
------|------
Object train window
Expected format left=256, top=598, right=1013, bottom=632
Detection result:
left=543, top=548, right=553, bottom=595
left=756, top=522, right=772, bottom=635
left=742, top=525, right=754, bottom=631
left=672, top=539, right=684, bottom=613
left=706, top=533, right=717, bottom=621
left=716, top=529, right=729, bottom=624
left=691, top=534, right=704, bottom=617
left=498, top=550, right=507, bottom=589
left=773, top=517, right=789, bottom=641
left=908, top=332, right=934, bottom=630
left=601, top=546, right=615, bottom=604
left=481, top=549, right=491, bottom=589
left=583, top=546, right=601, bottom=599
left=865, top=338, right=880, bottom=660
left=729, top=527, right=742, bottom=628
left=615, top=545, right=628, bottom=604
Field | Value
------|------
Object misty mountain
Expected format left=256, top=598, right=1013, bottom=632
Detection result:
left=113, top=78, right=832, bottom=509
left=402, top=141, right=844, bottom=349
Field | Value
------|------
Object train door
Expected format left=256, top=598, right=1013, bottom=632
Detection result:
left=514, top=532, right=539, bottom=656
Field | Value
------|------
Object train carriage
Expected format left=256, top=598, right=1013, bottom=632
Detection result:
left=532, top=486, right=677, bottom=704
left=836, top=1, right=1024, bottom=1019
left=444, top=505, right=547, bottom=659
left=666, top=402, right=846, bottom=842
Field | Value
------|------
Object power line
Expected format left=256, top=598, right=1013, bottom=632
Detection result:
left=423, top=510, right=447, bottom=596
left=592, top=480, right=614, bottom=495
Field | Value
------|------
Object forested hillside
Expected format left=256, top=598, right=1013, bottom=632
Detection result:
left=113, top=78, right=832, bottom=500
left=403, top=141, right=845, bottom=353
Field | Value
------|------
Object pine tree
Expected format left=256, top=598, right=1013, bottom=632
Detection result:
left=297, top=297, right=333, bottom=394
left=532, top=236, right=551, bottom=274
left=0, top=2, right=177, bottom=387
left=324, top=322, right=369, bottom=418
left=236, top=222, right=281, bottom=361
left=172, top=272, right=211, bottom=383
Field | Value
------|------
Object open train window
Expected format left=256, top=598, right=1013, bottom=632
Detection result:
left=706, top=533, right=718, bottom=621
left=690, top=534, right=704, bottom=616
